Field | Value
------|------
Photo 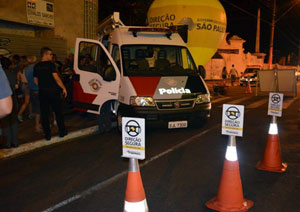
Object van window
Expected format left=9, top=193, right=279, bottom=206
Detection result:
left=112, top=44, right=121, bottom=71
left=121, top=45, right=197, bottom=77
left=78, top=41, right=117, bottom=80
left=244, top=68, right=259, bottom=74
left=181, top=48, right=193, bottom=70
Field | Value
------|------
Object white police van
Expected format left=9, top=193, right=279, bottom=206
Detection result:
left=72, top=13, right=211, bottom=132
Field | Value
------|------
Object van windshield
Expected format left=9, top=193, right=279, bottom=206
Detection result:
left=121, top=45, right=198, bottom=76
left=245, top=68, right=259, bottom=73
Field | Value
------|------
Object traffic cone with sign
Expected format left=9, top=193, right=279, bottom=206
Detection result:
left=206, top=136, right=254, bottom=212
left=124, top=158, right=148, bottom=212
left=246, top=80, right=252, bottom=94
left=256, top=116, right=287, bottom=172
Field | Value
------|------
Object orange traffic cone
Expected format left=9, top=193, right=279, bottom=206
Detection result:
left=256, top=117, right=287, bottom=172
left=246, top=80, right=252, bottom=94
left=206, top=136, right=254, bottom=212
left=124, top=158, right=149, bottom=212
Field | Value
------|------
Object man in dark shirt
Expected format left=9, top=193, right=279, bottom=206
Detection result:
left=33, top=47, right=67, bottom=140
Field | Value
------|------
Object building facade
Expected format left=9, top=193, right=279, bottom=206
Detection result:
left=204, top=33, right=266, bottom=80
left=0, top=0, right=98, bottom=60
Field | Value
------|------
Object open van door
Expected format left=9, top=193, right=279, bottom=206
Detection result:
left=73, top=38, right=120, bottom=114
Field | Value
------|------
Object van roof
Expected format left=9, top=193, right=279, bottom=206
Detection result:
left=111, top=26, right=186, bottom=46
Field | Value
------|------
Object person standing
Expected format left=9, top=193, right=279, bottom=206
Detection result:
left=229, top=64, right=238, bottom=86
left=33, top=47, right=68, bottom=141
left=0, top=63, right=12, bottom=118
left=52, top=53, right=63, bottom=74
left=25, top=56, right=42, bottom=133
left=17, top=56, right=31, bottom=122
left=1, top=57, right=19, bottom=148
left=222, top=66, right=228, bottom=85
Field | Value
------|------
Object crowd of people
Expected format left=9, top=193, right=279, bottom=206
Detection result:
left=0, top=48, right=74, bottom=148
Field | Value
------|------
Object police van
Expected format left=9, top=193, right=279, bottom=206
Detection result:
left=72, top=12, right=211, bottom=132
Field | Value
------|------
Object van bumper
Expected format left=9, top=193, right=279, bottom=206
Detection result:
left=119, top=103, right=211, bottom=127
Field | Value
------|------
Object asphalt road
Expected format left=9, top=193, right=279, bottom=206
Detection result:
left=0, top=90, right=299, bottom=212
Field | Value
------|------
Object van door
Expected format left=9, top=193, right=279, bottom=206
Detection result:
left=73, top=38, right=120, bottom=114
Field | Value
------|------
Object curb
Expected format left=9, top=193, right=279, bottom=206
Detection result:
left=0, top=125, right=98, bottom=160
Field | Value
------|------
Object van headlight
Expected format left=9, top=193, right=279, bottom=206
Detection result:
left=130, top=96, right=155, bottom=107
left=195, top=94, right=210, bottom=104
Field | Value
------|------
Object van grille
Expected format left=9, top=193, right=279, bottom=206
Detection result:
left=155, top=99, right=195, bottom=110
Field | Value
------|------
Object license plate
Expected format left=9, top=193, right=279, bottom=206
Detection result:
left=168, top=121, right=188, bottom=129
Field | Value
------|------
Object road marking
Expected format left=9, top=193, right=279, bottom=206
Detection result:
left=218, top=96, right=252, bottom=107
left=0, top=126, right=99, bottom=159
left=42, top=94, right=263, bottom=212
left=41, top=125, right=220, bottom=212
left=283, top=97, right=298, bottom=109
left=246, top=98, right=268, bottom=109
left=211, top=96, right=231, bottom=103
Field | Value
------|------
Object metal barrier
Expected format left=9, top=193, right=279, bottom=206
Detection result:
left=258, top=69, right=297, bottom=96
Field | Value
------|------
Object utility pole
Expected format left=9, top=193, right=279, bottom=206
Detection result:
left=268, top=0, right=276, bottom=69
left=255, top=8, right=261, bottom=53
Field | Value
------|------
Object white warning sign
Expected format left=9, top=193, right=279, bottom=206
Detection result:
left=122, top=117, right=145, bottom=160
left=27, top=0, right=54, bottom=27
left=222, top=104, right=244, bottom=137
left=268, top=93, right=283, bottom=117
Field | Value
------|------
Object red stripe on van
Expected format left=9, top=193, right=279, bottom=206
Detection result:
left=73, top=81, right=97, bottom=112
left=129, top=77, right=161, bottom=97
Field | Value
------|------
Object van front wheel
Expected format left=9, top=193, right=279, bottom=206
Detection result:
left=98, top=103, right=113, bottom=134
left=117, top=110, right=122, bottom=133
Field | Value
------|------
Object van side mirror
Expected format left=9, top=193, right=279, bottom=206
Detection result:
left=103, top=65, right=116, bottom=82
left=198, top=65, right=206, bottom=79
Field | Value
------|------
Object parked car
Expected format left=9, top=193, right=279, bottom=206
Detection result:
left=239, top=67, right=261, bottom=86
left=296, top=70, right=300, bottom=81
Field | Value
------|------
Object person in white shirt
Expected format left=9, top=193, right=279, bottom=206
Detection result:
left=229, top=64, right=238, bottom=86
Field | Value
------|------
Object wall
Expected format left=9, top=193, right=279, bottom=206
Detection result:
left=0, top=21, right=35, bottom=37
left=53, top=0, right=84, bottom=52
left=204, top=33, right=266, bottom=80
left=0, top=0, right=30, bottom=25
left=0, top=33, right=67, bottom=62
left=0, top=0, right=85, bottom=54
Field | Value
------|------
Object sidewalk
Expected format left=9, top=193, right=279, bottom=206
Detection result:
left=0, top=110, right=98, bottom=159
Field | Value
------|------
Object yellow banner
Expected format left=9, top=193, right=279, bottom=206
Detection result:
left=222, top=126, right=243, bottom=131
left=123, top=145, right=145, bottom=151
left=268, top=108, right=282, bottom=112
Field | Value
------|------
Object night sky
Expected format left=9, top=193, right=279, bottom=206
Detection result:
left=99, top=0, right=300, bottom=63
left=221, top=0, right=300, bottom=63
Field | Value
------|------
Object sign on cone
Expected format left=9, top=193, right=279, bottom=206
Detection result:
left=257, top=95, right=287, bottom=173
left=206, top=136, right=253, bottom=211
left=256, top=121, right=287, bottom=172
